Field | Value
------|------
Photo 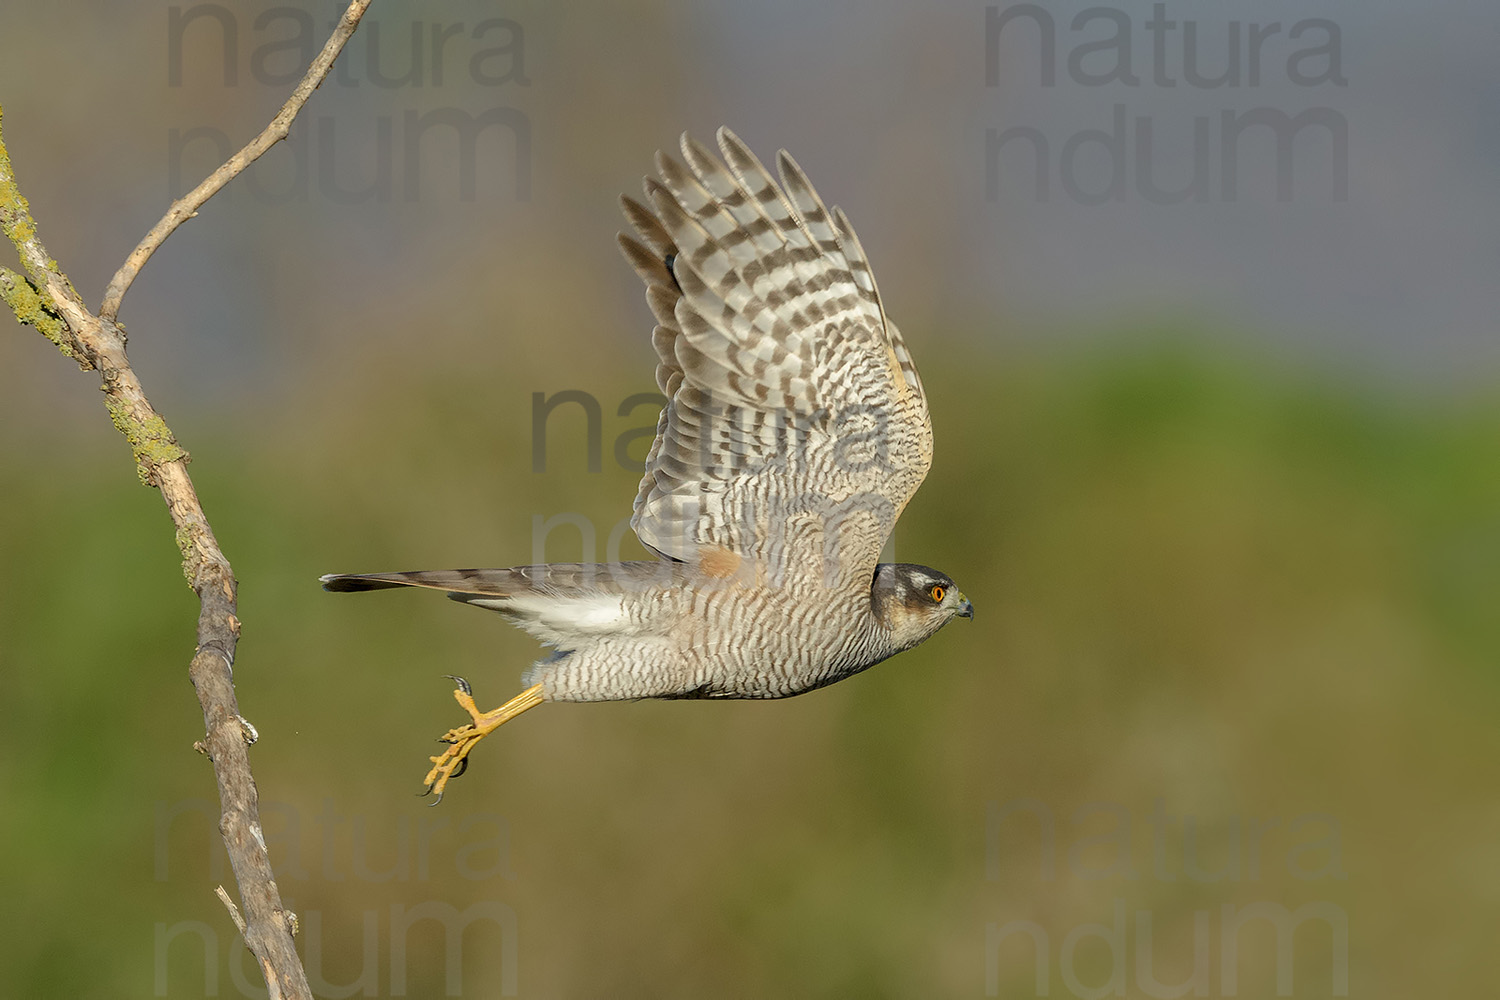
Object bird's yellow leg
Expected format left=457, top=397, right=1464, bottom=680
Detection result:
left=421, top=678, right=544, bottom=803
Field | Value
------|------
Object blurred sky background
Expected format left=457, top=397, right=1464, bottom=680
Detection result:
left=1, top=2, right=1497, bottom=997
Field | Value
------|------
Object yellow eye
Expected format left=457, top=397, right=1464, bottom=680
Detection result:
left=930, top=585, right=945, bottom=603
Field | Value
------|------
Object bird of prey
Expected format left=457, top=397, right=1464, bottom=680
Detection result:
left=323, top=128, right=972, bottom=801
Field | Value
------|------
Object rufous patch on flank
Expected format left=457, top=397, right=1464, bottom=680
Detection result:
left=699, top=546, right=742, bottom=578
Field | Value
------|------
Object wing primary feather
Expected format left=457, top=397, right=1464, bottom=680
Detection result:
left=616, top=129, right=935, bottom=579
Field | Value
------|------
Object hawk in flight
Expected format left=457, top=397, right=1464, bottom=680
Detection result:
left=323, top=129, right=972, bottom=800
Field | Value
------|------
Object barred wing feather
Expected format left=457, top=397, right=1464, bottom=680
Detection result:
left=617, top=128, right=933, bottom=584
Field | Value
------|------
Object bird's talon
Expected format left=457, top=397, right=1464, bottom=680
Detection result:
left=416, top=683, right=545, bottom=803
left=444, top=674, right=472, bottom=695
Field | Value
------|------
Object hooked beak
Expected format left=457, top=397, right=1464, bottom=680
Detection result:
left=955, top=592, right=973, bottom=619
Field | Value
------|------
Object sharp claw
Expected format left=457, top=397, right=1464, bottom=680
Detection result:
left=419, top=681, right=540, bottom=806
left=427, top=790, right=444, bottom=807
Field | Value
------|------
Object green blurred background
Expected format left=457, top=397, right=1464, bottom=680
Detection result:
left=2, top=2, right=1498, bottom=997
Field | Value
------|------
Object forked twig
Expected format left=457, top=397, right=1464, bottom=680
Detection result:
left=0, top=4, right=374, bottom=997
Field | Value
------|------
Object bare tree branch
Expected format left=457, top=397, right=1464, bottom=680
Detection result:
left=0, top=3, right=374, bottom=997
left=98, top=0, right=375, bottom=322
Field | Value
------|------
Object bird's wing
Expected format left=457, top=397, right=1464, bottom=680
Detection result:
left=618, top=128, right=933, bottom=588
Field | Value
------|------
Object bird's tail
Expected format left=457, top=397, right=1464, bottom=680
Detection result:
left=320, top=561, right=682, bottom=598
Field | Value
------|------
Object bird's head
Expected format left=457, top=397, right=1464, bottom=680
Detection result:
left=871, top=563, right=973, bottom=650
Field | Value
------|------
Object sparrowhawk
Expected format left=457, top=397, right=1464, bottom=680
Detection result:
left=322, top=128, right=972, bottom=801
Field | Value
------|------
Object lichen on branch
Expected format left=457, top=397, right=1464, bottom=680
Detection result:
left=0, top=266, right=71, bottom=356
left=103, top=395, right=189, bottom=484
